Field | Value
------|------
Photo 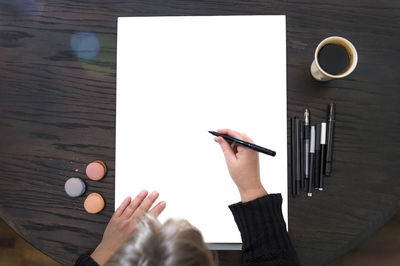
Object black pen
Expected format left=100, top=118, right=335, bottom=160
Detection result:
left=319, top=122, right=326, bottom=190
left=299, top=120, right=304, bottom=190
left=304, top=109, right=310, bottom=182
left=325, top=103, right=336, bottom=176
left=208, top=131, right=276, bottom=157
left=314, top=123, right=321, bottom=189
left=295, top=118, right=301, bottom=195
left=308, top=126, right=315, bottom=197
left=291, top=118, right=297, bottom=197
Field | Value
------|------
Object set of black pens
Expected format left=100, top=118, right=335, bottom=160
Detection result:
left=291, top=103, right=336, bottom=197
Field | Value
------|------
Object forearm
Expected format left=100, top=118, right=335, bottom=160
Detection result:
left=229, top=194, right=300, bottom=266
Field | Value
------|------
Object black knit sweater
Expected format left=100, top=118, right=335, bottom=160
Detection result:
left=75, top=193, right=299, bottom=266
left=229, top=193, right=299, bottom=265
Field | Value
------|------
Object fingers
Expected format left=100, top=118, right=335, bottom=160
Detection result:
left=120, top=190, right=165, bottom=221
left=240, top=132, right=254, bottom=143
left=136, top=191, right=160, bottom=213
left=217, top=128, right=254, bottom=143
left=121, top=190, right=148, bottom=219
left=148, top=201, right=166, bottom=217
left=215, top=136, right=236, bottom=162
left=114, top=196, right=132, bottom=218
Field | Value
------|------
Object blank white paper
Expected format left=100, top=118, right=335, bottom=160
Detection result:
left=116, top=15, right=287, bottom=244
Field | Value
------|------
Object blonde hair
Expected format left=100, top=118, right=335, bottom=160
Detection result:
left=106, top=215, right=217, bottom=266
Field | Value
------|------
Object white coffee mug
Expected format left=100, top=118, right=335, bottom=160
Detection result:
left=310, top=36, right=358, bottom=81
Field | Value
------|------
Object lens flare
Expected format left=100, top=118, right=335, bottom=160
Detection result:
left=76, top=34, right=116, bottom=78
left=70, top=32, right=100, bottom=61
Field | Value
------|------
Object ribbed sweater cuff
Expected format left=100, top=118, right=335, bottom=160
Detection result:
left=75, top=254, right=99, bottom=266
left=229, top=194, right=290, bottom=251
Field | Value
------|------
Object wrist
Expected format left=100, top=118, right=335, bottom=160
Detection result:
left=91, top=241, right=115, bottom=266
left=239, top=186, right=267, bottom=202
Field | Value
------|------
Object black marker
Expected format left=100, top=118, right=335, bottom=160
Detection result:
left=319, top=122, right=327, bottom=190
left=208, top=131, right=276, bottom=157
left=325, top=103, right=336, bottom=176
left=304, top=109, right=310, bottom=182
left=314, top=123, right=321, bottom=189
left=308, top=126, right=315, bottom=196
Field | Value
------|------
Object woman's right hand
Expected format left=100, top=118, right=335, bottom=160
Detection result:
left=214, top=129, right=267, bottom=202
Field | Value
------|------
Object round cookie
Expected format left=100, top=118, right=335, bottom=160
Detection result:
left=64, top=178, right=86, bottom=197
left=86, top=160, right=107, bottom=181
left=84, top=193, right=105, bottom=214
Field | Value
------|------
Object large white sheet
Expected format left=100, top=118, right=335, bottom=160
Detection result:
left=116, top=15, right=287, bottom=244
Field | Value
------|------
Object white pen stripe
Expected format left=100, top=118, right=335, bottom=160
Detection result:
left=321, top=123, right=327, bottom=144
left=310, top=126, right=316, bottom=152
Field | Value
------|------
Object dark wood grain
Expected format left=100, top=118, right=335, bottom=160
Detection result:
left=0, top=217, right=62, bottom=266
left=0, top=1, right=399, bottom=265
left=329, top=211, right=400, bottom=266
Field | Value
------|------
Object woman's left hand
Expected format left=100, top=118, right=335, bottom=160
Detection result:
left=91, top=190, right=166, bottom=265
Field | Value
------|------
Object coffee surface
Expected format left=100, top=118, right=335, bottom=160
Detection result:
left=318, top=44, right=349, bottom=75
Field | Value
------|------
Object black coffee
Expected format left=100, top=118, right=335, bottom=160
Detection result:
left=317, top=44, right=350, bottom=75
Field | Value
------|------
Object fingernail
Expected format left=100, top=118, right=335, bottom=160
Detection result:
left=151, top=191, right=159, bottom=197
left=160, top=201, right=166, bottom=207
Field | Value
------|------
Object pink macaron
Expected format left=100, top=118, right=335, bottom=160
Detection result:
left=86, top=160, right=107, bottom=181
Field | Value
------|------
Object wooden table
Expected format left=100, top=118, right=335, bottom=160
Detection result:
left=1, top=1, right=399, bottom=265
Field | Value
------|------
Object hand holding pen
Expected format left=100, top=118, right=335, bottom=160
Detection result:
left=209, top=131, right=276, bottom=157
left=213, top=129, right=267, bottom=202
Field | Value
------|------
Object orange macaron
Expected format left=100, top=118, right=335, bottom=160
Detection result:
left=84, top=193, right=105, bottom=214
left=86, top=160, right=107, bottom=181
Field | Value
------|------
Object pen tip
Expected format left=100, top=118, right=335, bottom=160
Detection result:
left=208, top=131, right=217, bottom=136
